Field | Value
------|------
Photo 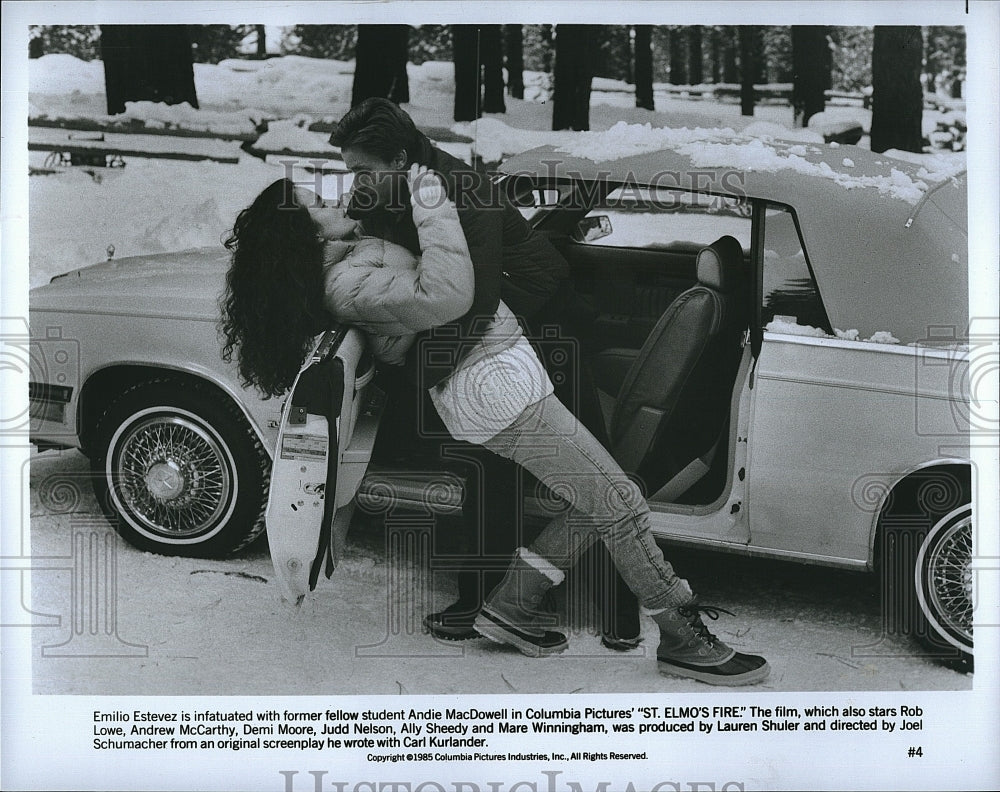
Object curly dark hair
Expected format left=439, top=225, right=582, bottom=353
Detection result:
left=219, top=179, right=332, bottom=399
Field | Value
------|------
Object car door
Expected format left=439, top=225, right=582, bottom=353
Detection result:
left=746, top=202, right=884, bottom=566
left=266, top=326, right=383, bottom=602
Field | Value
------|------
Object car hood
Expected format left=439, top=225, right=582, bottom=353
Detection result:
left=30, top=247, right=230, bottom=319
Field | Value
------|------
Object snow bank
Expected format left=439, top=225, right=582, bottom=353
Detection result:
left=451, top=117, right=579, bottom=163
left=110, top=101, right=264, bottom=137
left=29, top=53, right=104, bottom=94
left=252, top=116, right=334, bottom=154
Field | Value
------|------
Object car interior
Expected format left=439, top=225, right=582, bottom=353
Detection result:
left=364, top=178, right=758, bottom=514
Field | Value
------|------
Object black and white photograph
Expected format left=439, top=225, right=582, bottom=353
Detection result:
left=2, top=2, right=998, bottom=791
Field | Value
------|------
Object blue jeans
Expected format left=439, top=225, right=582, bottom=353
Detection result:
left=481, top=393, right=693, bottom=612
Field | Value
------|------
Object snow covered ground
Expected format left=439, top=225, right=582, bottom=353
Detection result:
left=27, top=53, right=963, bottom=287
left=22, top=53, right=973, bottom=695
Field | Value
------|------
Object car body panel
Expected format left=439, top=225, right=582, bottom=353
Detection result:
left=29, top=134, right=971, bottom=574
left=749, top=333, right=969, bottom=565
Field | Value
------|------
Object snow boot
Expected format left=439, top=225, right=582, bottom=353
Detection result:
left=652, top=600, right=769, bottom=686
left=474, top=548, right=568, bottom=657
left=423, top=599, right=480, bottom=641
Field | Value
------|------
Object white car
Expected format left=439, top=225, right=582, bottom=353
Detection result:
left=29, top=134, right=974, bottom=669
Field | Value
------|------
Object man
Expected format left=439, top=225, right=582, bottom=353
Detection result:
left=329, top=98, right=639, bottom=648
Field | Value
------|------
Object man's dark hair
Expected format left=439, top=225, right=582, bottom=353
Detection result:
left=329, top=97, right=421, bottom=166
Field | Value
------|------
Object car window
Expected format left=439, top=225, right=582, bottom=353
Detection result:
left=761, top=203, right=832, bottom=334
left=577, top=187, right=751, bottom=250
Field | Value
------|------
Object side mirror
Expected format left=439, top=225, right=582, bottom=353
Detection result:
left=573, top=214, right=613, bottom=243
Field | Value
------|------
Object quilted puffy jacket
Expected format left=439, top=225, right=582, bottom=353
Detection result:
left=357, top=133, right=571, bottom=386
left=322, top=182, right=475, bottom=365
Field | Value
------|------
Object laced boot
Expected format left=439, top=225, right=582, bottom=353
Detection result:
left=651, top=600, right=769, bottom=686
left=474, top=548, right=568, bottom=657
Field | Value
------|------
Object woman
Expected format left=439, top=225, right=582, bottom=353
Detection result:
left=221, top=168, right=770, bottom=686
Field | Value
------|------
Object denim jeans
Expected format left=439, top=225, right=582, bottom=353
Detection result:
left=481, top=393, right=693, bottom=612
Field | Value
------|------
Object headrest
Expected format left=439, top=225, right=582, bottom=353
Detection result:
left=696, top=235, right=744, bottom=292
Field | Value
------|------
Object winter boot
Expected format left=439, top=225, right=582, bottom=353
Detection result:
left=423, top=599, right=481, bottom=641
left=651, top=600, right=769, bottom=686
left=474, top=548, right=568, bottom=657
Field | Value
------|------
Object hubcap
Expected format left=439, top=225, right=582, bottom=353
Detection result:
left=145, top=460, right=185, bottom=501
left=109, top=412, right=235, bottom=541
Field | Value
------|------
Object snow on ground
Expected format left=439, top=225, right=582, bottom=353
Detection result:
left=27, top=448, right=971, bottom=695
left=27, top=53, right=966, bottom=288
left=21, top=55, right=975, bottom=694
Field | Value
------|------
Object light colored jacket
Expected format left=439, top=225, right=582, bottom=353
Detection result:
left=322, top=184, right=474, bottom=364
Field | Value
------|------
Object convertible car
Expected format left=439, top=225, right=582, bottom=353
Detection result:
left=28, top=130, right=973, bottom=668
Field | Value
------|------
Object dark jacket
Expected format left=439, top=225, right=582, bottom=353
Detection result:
left=355, top=131, right=570, bottom=388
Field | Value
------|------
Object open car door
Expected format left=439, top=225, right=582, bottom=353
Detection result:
left=265, top=327, right=382, bottom=604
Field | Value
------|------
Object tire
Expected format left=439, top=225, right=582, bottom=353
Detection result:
left=90, top=377, right=270, bottom=558
left=881, top=467, right=973, bottom=672
left=915, top=504, right=973, bottom=669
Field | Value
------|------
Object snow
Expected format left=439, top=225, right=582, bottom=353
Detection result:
left=15, top=44, right=978, bottom=707
left=555, top=122, right=959, bottom=204
left=766, top=316, right=901, bottom=345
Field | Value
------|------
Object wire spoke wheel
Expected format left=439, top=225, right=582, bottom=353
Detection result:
left=916, top=506, right=973, bottom=652
left=92, top=379, right=269, bottom=558
left=109, top=411, right=236, bottom=540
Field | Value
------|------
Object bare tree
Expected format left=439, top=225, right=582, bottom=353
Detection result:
left=100, top=25, right=199, bottom=115
left=791, top=26, right=830, bottom=127
left=504, top=24, right=524, bottom=100
left=739, top=26, right=758, bottom=116
left=722, top=26, right=739, bottom=83
left=351, top=25, right=409, bottom=107
left=634, top=25, right=654, bottom=110
left=481, top=25, right=506, bottom=114
left=687, top=25, right=703, bottom=85
left=870, top=26, right=923, bottom=153
left=668, top=27, right=687, bottom=85
left=255, top=24, right=266, bottom=58
left=452, top=26, right=480, bottom=121
left=552, top=25, right=594, bottom=130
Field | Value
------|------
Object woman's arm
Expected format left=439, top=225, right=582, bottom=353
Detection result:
left=326, top=167, right=474, bottom=335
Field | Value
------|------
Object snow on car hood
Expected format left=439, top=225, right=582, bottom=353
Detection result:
left=30, top=246, right=231, bottom=318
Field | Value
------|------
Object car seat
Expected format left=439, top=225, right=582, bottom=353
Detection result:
left=598, top=235, right=750, bottom=501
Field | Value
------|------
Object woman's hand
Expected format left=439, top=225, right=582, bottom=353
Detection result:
left=407, top=163, right=447, bottom=209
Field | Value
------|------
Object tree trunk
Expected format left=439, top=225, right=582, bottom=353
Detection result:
left=100, top=25, right=199, bottom=115
left=634, top=26, right=654, bottom=110
left=738, top=26, right=757, bottom=116
left=722, top=26, right=739, bottom=83
left=452, top=25, right=481, bottom=121
left=388, top=25, right=409, bottom=104
left=481, top=25, right=506, bottom=113
left=553, top=25, right=594, bottom=131
left=352, top=25, right=409, bottom=107
left=668, top=27, right=687, bottom=85
left=504, top=24, right=524, bottom=100
left=687, top=25, right=703, bottom=85
left=709, top=27, right=721, bottom=83
left=255, top=24, right=267, bottom=58
left=870, top=26, right=924, bottom=153
left=791, top=26, right=829, bottom=127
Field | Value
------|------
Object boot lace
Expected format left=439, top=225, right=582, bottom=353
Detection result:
left=676, top=602, right=735, bottom=646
